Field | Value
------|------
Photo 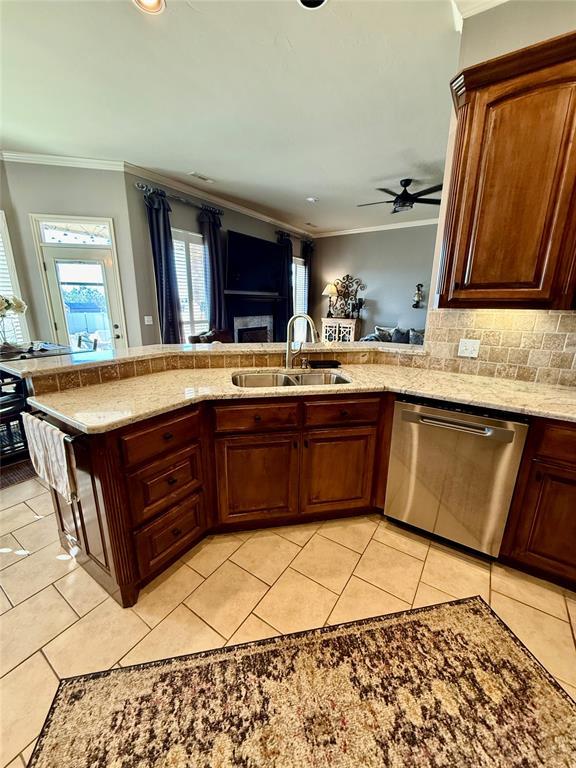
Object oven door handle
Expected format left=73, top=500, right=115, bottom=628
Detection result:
left=402, top=410, right=515, bottom=443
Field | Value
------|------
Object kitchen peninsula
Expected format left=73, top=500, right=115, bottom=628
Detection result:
left=3, top=342, right=576, bottom=609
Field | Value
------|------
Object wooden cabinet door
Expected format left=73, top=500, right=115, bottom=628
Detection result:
left=502, top=459, right=576, bottom=586
left=300, top=427, right=376, bottom=515
left=440, top=58, right=576, bottom=308
left=216, top=432, right=300, bottom=524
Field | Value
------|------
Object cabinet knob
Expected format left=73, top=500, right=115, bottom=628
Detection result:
left=166, top=477, right=178, bottom=486
left=254, top=414, right=262, bottom=422
left=171, top=527, right=182, bottom=538
left=340, top=409, right=350, bottom=418
left=304, top=439, right=309, bottom=448
left=163, top=432, right=174, bottom=441
left=293, top=440, right=297, bottom=449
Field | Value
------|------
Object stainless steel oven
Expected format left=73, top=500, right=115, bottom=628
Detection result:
left=384, top=398, right=528, bottom=556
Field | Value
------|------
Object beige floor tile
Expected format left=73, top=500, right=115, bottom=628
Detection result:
left=181, top=534, right=243, bottom=577
left=0, top=533, right=28, bottom=570
left=21, top=739, right=37, bottom=764
left=24, top=492, right=54, bottom=518
left=12, top=515, right=59, bottom=554
left=318, top=516, right=378, bottom=554
left=0, top=503, right=40, bottom=537
left=229, top=531, right=299, bottom=585
left=0, top=479, right=45, bottom=512
left=412, top=582, right=456, bottom=609
left=121, top=605, right=224, bottom=666
left=185, top=561, right=268, bottom=638
left=43, top=597, right=149, bottom=677
left=0, top=653, right=58, bottom=767
left=0, top=540, right=77, bottom=605
left=373, top=520, right=430, bottom=560
left=0, top=585, right=77, bottom=676
left=354, top=540, right=423, bottom=603
left=566, top=598, right=575, bottom=629
left=271, top=522, right=320, bottom=546
left=557, top=678, right=576, bottom=701
left=491, top=592, right=576, bottom=687
left=291, top=534, right=360, bottom=594
left=228, top=530, right=256, bottom=542
left=54, top=568, right=108, bottom=617
left=0, top=587, right=11, bottom=615
left=227, top=614, right=279, bottom=646
left=132, top=563, right=203, bottom=628
left=254, top=568, right=337, bottom=634
left=491, top=564, right=568, bottom=620
left=420, top=544, right=490, bottom=600
left=328, top=576, right=410, bottom=626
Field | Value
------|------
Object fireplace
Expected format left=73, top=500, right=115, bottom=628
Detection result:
left=233, top=314, right=274, bottom=343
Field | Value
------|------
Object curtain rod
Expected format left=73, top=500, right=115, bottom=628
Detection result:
left=135, top=182, right=224, bottom=216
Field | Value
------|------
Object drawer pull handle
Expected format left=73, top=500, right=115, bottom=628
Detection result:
left=171, top=527, right=182, bottom=537
left=340, top=410, right=350, bottom=418
left=254, top=414, right=262, bottom=422
left=163, top=432, right=174, bottom=441
left=166, top=477, right=178, bottom=486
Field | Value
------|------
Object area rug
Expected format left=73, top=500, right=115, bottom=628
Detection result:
left=30, top=597, right=576, bottom=768
left=0, top=459, right=36, bottom=489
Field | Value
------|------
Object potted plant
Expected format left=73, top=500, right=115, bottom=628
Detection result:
left=0, top=294, right=28, bottom=354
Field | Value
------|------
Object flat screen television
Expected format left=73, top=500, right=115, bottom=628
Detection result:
left=226, top=231, right=284, bottom=294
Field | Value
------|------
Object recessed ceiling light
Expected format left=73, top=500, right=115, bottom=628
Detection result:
left=305, top=196, right=319, bottom=203
left=132, top=0, right=166, bottom=15
left=188, top=171, right=215, bottom=183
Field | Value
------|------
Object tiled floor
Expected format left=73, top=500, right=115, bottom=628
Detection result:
left=1, top=479, right=575, bottom=767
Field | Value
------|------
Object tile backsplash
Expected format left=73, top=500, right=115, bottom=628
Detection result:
left=424, top=309, right=576, bottom=386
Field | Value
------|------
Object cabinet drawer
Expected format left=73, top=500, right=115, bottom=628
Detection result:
left=135, top=493, right=204, bottom=579
left=214, top=403, right=299, bottom=433
left=120, top=410, right=200, bottom=467
left=128, top=444, right=202, bottom=527
left=304, top=398, right=379, bottom=427
left=533, top=422, right=576, bottom=465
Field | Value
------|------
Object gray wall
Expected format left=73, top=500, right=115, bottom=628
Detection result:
left=1, top=161, right=142, bottom=345
left=459, top=1, right=576, bottom=68
left=311, top=224, right=437, bottom=335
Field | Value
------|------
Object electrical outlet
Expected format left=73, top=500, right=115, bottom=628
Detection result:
left=458, top=338, right=480, bottom=358
left=144, top=316, right=154, bottom=326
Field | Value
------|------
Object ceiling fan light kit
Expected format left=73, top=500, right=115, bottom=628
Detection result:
left=358, top=178, right=443, bottom=214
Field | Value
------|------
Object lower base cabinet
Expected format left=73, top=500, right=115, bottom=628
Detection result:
left=501, top=419, right=576, bottom=588
left=216, top=432, right=300, bottom=523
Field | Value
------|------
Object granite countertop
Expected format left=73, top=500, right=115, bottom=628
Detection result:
left=28, top=364, right=576, bottom=434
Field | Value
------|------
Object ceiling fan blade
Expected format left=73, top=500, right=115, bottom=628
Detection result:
left=411, top=184, right=443, bottom=198
left=357, top=200, right=394, bottom=207
left=376, top=188, right=398, bottom=197
left=413, top=198, right=442, bottom=205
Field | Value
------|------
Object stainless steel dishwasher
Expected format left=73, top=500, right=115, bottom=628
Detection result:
left=384, top=398, right=528, bottom=556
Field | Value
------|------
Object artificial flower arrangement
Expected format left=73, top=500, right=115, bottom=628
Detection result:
left=0, top=293, right=27, bottom=348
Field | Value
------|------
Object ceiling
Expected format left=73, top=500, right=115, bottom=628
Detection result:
left=1, top=0, right=463, bottom=234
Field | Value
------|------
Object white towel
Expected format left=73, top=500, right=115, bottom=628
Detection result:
left=22, top=413, right=74, bottom=503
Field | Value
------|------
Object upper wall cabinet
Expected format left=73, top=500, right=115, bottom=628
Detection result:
left=439, top=32, right=576, bottom=309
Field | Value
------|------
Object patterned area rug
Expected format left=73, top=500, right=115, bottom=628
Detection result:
left=0, top=459, right=36, bottom=489
left=30, top=597, right=576, bottom=768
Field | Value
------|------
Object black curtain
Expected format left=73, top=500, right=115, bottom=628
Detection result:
left=301, top=239, right=314, bottom=315
left=198, top=207, right=226, bottom=330
left=277, top=232, right=294, bottom=334
left=144, top=189, right=182, bottom=344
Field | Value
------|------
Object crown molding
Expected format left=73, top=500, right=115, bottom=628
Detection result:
left=0, top=151, right=125, bottom=171
left=313, top=218, right=439, bottom=238
left=123, top=163, right=312, bottom=238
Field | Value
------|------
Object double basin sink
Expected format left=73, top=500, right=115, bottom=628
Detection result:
left=232, top=370, right=350, bottom=388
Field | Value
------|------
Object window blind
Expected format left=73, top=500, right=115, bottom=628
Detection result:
left=292, top=256, right=309, bottom=343
left=172, top=229, right=210, bottom=341
left=0, top=212, right=26, bottom=344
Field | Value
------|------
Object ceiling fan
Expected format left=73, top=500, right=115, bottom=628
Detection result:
left=358, top=178, right=442, bottom=214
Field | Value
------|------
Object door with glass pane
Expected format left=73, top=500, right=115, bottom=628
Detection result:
left=32, top=217, right=127, bottom=351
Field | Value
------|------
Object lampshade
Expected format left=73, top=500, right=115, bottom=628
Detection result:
left=322, top=283, right=338, bottom=297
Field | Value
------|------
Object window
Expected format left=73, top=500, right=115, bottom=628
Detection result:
left=171, top=228, right=210, bottom=340
left=0, top=211, right=28, bottom=344
left=39, top=220, right=112, bottom=246
left=292, top=255, right=309, bottom=343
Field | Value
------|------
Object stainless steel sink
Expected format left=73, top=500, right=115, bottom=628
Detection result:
left=231, top=372, right=297, bottom=388
left=231, top=371, right=350, bottom=388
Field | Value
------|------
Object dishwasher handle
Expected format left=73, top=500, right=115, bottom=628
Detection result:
left=402, top=409, right=515, bottom=443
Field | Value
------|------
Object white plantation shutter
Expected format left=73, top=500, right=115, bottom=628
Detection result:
left=171, top=229, right=210, bottom=340
left=292, top=256, right=309, bottom=343
left=0, top=211, right=28, bottom=344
